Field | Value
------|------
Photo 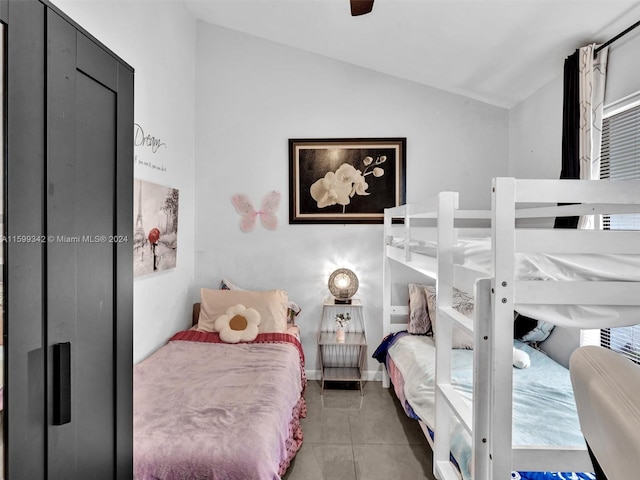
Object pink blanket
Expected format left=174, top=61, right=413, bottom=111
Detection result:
left=134, top=331, right=306, bottom=480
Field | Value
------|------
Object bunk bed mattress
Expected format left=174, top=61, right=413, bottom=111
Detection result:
left=391, top=236, right=640, bottom=327
left=387, top=334, right=592, bottom=480
left=133, top=330, right=306, bottom=480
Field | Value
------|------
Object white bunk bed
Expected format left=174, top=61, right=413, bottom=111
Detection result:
left=381, top=177, right=640, bottom=480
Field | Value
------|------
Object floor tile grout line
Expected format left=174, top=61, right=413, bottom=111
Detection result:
left=347, top=411, right=359, bottom=480
left=351, top=443, right=358, bottom=480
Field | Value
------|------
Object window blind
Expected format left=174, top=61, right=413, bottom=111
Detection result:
left=601, top=326, right=640, bottom=365
left=601, top=103, right=640, bottom=228
left=600, top=102, right=640, bottom=364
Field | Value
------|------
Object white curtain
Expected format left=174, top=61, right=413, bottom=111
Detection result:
left=577, top=44, right=608, bottom=345
left=578, top=43, right=608, bottom=229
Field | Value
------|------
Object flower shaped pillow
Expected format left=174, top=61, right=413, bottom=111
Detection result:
left=214, top=304, right=260, bottom=343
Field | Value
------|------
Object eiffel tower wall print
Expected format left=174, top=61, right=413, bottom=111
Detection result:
left=134, top=178, right=179, bottom=277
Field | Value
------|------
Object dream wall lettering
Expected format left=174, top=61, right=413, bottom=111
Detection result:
left=134, top=123, right=167, bottom=153
left=134, top=123, right=168, bottom=173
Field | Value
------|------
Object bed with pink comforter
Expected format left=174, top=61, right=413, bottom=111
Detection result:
left=134, top=330, right=306, bottom=480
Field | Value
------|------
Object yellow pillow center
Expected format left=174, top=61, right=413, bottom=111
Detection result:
left=229, top=314, right=248, bottom=331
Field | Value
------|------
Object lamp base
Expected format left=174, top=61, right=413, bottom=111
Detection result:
left=333, top=299, right=352, bottom=305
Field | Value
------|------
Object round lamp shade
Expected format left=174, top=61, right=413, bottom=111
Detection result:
left=328, top=268, right=358, bottom=303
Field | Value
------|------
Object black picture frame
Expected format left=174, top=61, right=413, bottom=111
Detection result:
left=289, top=137, right=406, bottom=224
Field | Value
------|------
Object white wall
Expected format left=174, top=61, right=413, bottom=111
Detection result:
left=52, top=0, right=197, bottom=363
left=194, top=23, right=509, bottom=378
left=603, top=30, right=640, bottom=106
left=509, top=29, right=640, bottom=366
left=508, top=78, right=563, bottom=179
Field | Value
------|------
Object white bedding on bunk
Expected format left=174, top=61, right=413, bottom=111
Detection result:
left=388, top=335, right=587, bottom=480
left=391, top=236, right=640, bottom=328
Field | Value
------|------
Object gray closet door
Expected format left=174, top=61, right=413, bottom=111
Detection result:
left=45, top=9, right=133, bottom=479
left=4, top=2, right=133, bottom=478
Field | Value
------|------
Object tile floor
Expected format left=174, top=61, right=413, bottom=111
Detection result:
left=283, top=380, right=436, bottom=480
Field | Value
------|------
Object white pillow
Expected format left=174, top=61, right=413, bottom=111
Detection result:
left=512, top=347, right=530, bottom=369
left=214, top=304, right=260, bottom=343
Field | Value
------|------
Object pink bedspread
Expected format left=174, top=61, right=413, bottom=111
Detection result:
left=134, top=331, right=306, bottom=480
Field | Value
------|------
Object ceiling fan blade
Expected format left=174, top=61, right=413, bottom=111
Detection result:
left=350, top=0, right=374, bottom=16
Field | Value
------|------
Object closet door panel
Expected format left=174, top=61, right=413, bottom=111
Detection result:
left=46, top=9, right=119, bottom=479
left=45, top=10, right=79, bottom=479
left=5, top=1, right=46, bottom=479
left=115, top=63, right=134, bottom=478
left=74, top=69, right=116, bottom=478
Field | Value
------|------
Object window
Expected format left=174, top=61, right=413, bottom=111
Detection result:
left=600, top=100, right=640, bottom=364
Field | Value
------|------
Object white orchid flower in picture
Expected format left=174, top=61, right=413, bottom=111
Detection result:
left=231, top=191, right=281, bottom=232
left=310, top=155, right=387, bottom=212
left=289, top=138, right=406, bottom=224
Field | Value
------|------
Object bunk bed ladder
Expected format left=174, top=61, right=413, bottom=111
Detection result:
left=489, top=177, right=517, bottom=479
left=433, top=191, right=492, bottom=479
left=434, top=189, right=493, bottom=480
left=472, top=278, right=492, bottom=479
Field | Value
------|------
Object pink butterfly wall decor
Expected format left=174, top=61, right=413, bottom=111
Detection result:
left=231, top=191, right=281, bottom=232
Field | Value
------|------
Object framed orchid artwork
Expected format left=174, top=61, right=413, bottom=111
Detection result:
left=289, top=138, right=406, bottom=224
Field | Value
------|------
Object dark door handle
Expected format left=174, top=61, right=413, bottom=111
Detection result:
left=53, top=342, right=71, bottom=425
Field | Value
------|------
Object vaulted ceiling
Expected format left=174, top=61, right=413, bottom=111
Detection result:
left=183, top=0, right=640, bottom=108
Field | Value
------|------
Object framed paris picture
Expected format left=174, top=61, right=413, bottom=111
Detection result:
left=133, top=178, right=179, bottom=277
left=289, top=137, right=406, bottom=224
